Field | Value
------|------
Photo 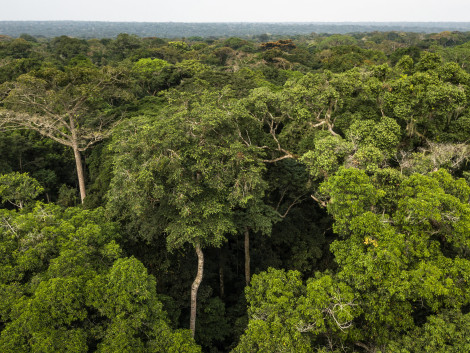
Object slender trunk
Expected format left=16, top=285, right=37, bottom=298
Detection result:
left=244, top=227, right=250, bottom=287
left=72, top=144, right=86, bottom=204
left=190, top=242, right=204, bottom=338
left=69, top=117, right=86, bottom=204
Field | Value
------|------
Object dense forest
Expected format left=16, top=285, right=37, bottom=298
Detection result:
left=2, top=29, right=470, bottom=352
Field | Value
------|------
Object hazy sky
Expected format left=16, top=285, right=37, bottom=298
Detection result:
left=2, top=0, right=470, bottom=22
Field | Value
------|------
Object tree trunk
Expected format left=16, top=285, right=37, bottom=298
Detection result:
left=70, top=118, right=86, bottom=204
left=190, top=242, right=204, bottom=338
left=72, top=144, right=86, bottom=204
left=244, top=227, right=250, bottom=287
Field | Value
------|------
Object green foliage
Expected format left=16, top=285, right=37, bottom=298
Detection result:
left=383, top=59, right=468, bottom=140
left=0, top=172, right=43, bottom=208
left=0, top=204, right=200, bottom=352
left=131, top=58, right=170, bottom=96
left=301, top=135, right=354, bottom=179
left=109, top=34, right=142, bottom=60
left=321, top=169, right=470, bottom=347
left=50, top=35, right=89, bottom=61
left=234, top=268, right=359, bottom=352
left=320, top=167, right=384, bottom=235
left=56, top=184, right=78, bottom=207
left=168, top=41, right=190, bottom=51
left=347, top=116, right=401, bottom=157
left=175, top=59, right=211, bottom=76
left=416, top=51, right=443, bottom=71
left=133, top=58, right=170, bottom=73
left=395, top=54, right=415, bottom=74
left=388, top=309, right=470, bottom=352
left=234, top=268, right=312, bottom=353
left=108, top=88, right=267, bottom=250
left=195, top=297, right=231, bottom=348
left=223, top=37, right=248, bottom=50
left=3, top=31, right=470, bottom=352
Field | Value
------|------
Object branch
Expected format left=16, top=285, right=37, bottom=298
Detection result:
left=295, top=322, right=317, bottom=333
left=355, top=342, right=375, bottom=353
left=311, top=194, right=328, bottom=208
left=262, top=154, right=295, bottom=163
left=0, top=110, right=73, bottom=147
left=275, top=189, right=287, bottom=212
left=1, top=109, right=117, bottom=151
left=237, top=126, right=252, bottom=147
left=278, top=194, right=306, bottom=218
left=310, top=120, right=327, bottom=128
left=322, top=291, right=358, bottom=332
left=1, top=217, right=18, bottom=236
left=260, top=116, right=296, bottom=162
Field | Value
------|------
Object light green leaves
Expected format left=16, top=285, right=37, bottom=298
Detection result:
left=0, top=204, right=200, bottom=352
left=0, top=172, right=43, bottom=209
left=235, top=268, right=359, bottom=352
left=301, top=135, right=354, bottom=179
left=318, top=168, right=470, bottom=345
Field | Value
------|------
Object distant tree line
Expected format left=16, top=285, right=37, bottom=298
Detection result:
left=2, top=21, right=470, bottom=38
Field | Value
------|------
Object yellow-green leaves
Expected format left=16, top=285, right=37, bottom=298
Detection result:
left=235, top=268, right=359, bottom=352
left=319, top=168, right=470, bottom=346
left=0, top=204, right=200, bottom=352
left=0, top=172, right=43, bottom=209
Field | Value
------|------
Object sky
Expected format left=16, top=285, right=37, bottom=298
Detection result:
left=2, top=0, right=470, bottom=22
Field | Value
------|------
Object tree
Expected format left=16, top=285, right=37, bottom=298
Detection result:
left=50, top=35, right=89, bottom=61
left=0, top=172, right=43, bottom=209
left=0, top=62, right=132, bottom=203
left=234, top=268, right=359, bottom=352
left=0, top=203, right=200, bottom=352
left=107, top=87, right=266, bottom=337
left=234, top=199, right=279, bottom=287
left=384, top=53, right=468, bottom=140
left=131, top=58, right=170, bottom=96
left=235, top=168, right=470, bottom=351
left=387, top=309, right=470, bottom=352
left=318, top=168, right=470, bottom=349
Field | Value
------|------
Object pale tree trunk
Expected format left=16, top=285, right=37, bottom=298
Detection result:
left=70, top=117, right=86, bottom=204
left=245, top=227, right=250, bottom=287
left=190, top=242, right=204, bottom=338
left=72, top=144, right=86, bottom=204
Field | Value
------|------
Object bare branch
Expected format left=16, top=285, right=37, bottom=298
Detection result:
left=262, top=154, right=295, bottom=163
left=0, top=110, right=73, bottom=147
left=279, top=194, right=306, bottom=218
left=295, top=322, right=317, bottom=333
left=311, top=194, right=328, bottom=208
left=1, top=217, right=18, bottom=236
left=322, top=291, right=358, bottom=332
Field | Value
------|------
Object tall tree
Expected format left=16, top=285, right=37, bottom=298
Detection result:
left=235, top=168, right=470, bottom=352
left=107, top=87, right=265, bottom=337
left=0, top=62, right=132, bottom=203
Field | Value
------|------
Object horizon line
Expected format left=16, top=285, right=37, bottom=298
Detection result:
left=2, top=20, right=470, bottom=24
